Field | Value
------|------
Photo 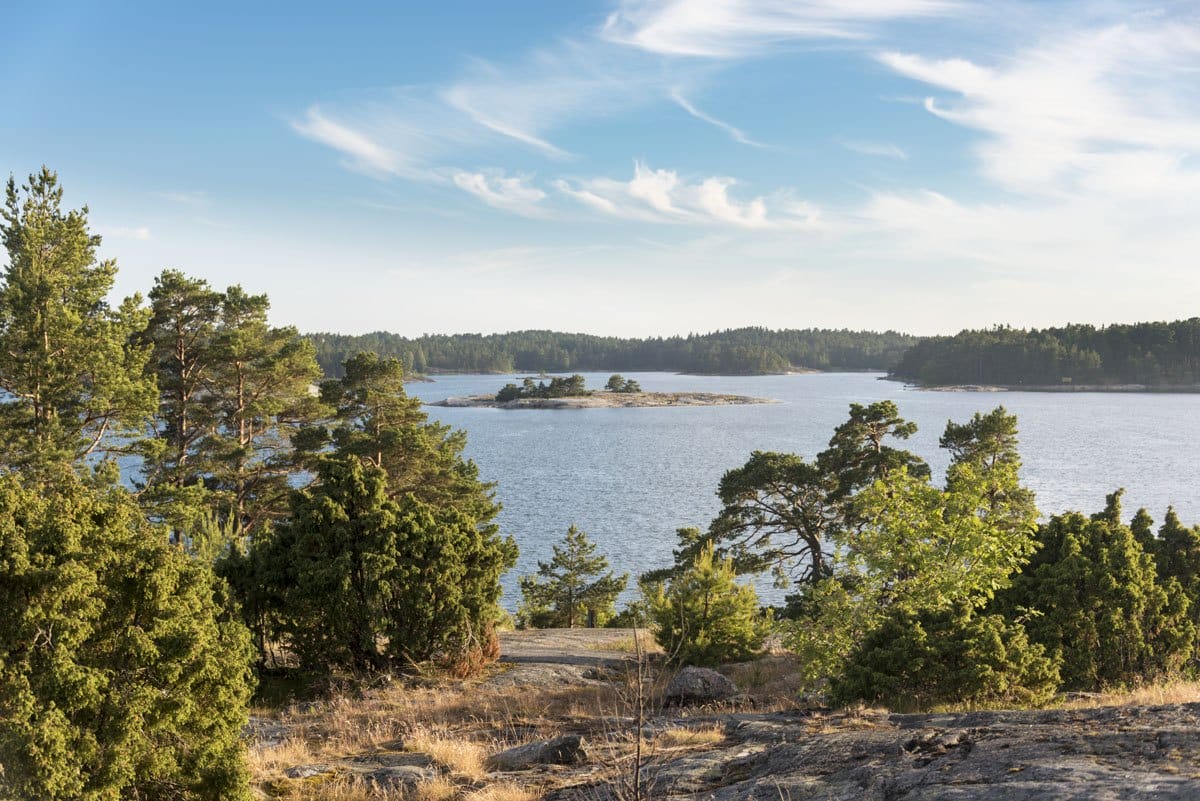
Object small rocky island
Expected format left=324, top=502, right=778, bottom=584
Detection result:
left=429, top=373, right=776, bottom=409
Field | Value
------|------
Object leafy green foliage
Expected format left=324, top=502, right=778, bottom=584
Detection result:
left=996, top=493, right=1195, bottom=690
left=0, top=471, right=254, bottom=801
left=0, top=168, right=156, bottom=468
left=649, top=544, right=770, bottom=666
left=518, top=525, right=627, bottom=628
left=831, top=604, right=1060, bottom=710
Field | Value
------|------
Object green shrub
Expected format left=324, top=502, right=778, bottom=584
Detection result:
left=0, top=472, right=254, bottom=801
left=997, top=494, right=1194, bottom=690
left=831, top=604, right=1059, bottom=711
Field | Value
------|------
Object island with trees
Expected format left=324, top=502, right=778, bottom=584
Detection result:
left=432, top=373, right=777, bottom=408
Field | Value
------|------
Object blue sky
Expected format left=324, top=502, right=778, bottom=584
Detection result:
left=3, top=0, right=1199, bottom=336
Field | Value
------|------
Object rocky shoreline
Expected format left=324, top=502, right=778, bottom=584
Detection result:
left=429, top=391, right=777, bottom=409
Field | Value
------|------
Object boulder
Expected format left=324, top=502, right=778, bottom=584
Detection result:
left=363, top=765, right=437, bottom=790
left=664, top=667, right=738, bottom=704
left=488, top=735, right=588, bottom=771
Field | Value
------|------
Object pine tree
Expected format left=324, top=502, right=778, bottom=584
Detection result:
left=205, top=285, right=325, bottom=534
left=0, top=168, right=156, bottom=468
left=518, top=525, right=627, bottom=628
left=649, top=543, right=769, bottom=666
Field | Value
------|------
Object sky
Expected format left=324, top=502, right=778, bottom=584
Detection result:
left=2, top=0, right=1199, bottom=337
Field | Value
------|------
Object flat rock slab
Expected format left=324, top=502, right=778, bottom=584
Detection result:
left=548, top=704, right=1200, bottom=800
left=284, top=764, right=335, bottom=779
left=485, top=663, right=608, bottom=689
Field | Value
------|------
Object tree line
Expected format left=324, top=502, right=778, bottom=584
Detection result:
left=891, top=319, right=1200, bottom=387
left=0, top=169, right=514, bottom=800
left=307, top=326, right=918, bottom=378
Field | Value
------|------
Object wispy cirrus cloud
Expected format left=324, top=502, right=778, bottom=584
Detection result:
left=670, top=89, right=767, bottom=147
left=291, top=106, right=406, bottom=178
left=841, top=139, right=907, bottom=160
left=156, top=190, right=209, bottom=206
left=603, top=0, right=964, bottom=57
left=877, top=22, right=1200, bottom=196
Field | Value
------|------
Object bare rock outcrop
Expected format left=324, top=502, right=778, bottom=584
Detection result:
left=550, top=704, right=1200, bottom=800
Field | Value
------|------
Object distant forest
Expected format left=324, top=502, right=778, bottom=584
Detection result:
left=307, top=327, right=918, bottom=378
left=891, top=319, right=1200, bottom=387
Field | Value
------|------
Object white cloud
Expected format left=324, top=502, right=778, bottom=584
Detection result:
left=557, top=161, right=822, bottom=229
left=452, top=170, right=549, bottom=217
left=604, top=0, right=963, bottom=57
left=877, top=23, right=1200, bottom=196
left=841, top=139, right=908, bottom=160
left=291, top=106, right=405, bottom=177
left=670, top=89, right=767, bottom=147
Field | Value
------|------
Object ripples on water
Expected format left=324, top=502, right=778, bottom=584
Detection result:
left=415, top=372, right=1200, bottom=607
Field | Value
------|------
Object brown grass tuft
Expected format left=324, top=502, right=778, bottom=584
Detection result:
left=406, top=731, right=489, bottom=780
left=460, top=782, right=538, bottom=801
left=656, top=724, right=725, bottom=748
left=409, top=775, right=460, bottom=801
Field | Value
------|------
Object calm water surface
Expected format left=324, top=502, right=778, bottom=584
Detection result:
left=408, top=372, right=1200, bottom=607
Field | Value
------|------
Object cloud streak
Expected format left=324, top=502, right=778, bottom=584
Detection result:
left=603, top=0, right=963, bottom=57
left=670, top=90, right=767, bottom=147
left=841, top=139, right=907, bottom=160
left=291, top=106, right=405, bottom=177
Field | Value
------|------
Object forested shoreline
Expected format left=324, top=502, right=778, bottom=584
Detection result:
left=891, top=319, right=1200, bottom=388
left=309, top=319, right=1200, bottom=389
left=306, top=327, right=917, bottom=378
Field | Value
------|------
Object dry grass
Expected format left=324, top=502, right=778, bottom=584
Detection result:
left=656, top=724, right=726, bottom=748
left=722, top=655, right=807, bottom=709
left=409, top=776, right=459, bottom=801
left=585, top=631, right=664, bottom=654
left=405, top=730, right=488, bottom=780
left=1058, top=680, right=1200, bottom=709
left=460, top=782, right=539, bottom=801
left=245, top=736, right=322, bottom=782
